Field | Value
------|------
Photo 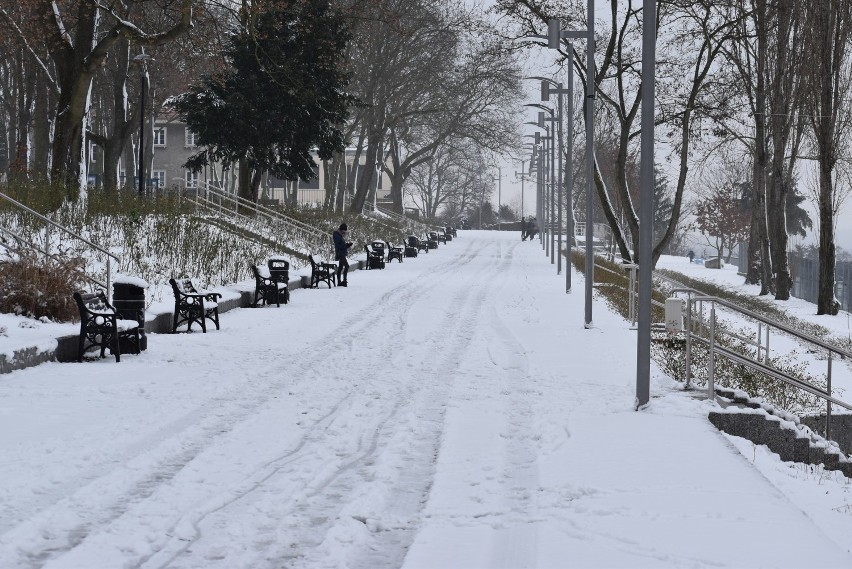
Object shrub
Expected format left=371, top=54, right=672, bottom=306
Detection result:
left=572, top=250, right=834, bottom=415
left=0, top=251, right=86, bottom=322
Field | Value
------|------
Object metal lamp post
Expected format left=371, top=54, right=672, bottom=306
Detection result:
left=525, top=122, right=551, bottom=254
left=546, top=4, right=656, bottom=404
left=545, top=5, right=594, bottom=327
left=515, top=160, right=526, bottom=222
left=133, top=52, right=152, bottom=196
left=495, top=167, right=502, bottom=231
left=635, top=0, right=657, bottom=408
left=531, top=75, right=574, bottom=293
left=373, top=160, right=380, bottom=211
left=526, top=103, right=557, bottom=267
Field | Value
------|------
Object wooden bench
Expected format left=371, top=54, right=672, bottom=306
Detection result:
left=409, top=235, right=428, bottom=254
left=309, top=255, right=337, bottom=288
left=447, top=226, right=458, bottom=238
left=442, top=227, right=453, bottom=242
left=169, top=277, right=222, bottom=333
left=251, top=264, right=288, bottom=307
left=425, top=232, right=439, bottom=249
left=386, top=241, right=404, bottom=263
left=73, top=290, right=140, bottom=362
left=431, top=230, right=447, bottom=245
left=365, top=244, right=386, bottom=269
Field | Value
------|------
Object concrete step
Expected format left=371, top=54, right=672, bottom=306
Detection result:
left=709, top=387, right=852, bottom=477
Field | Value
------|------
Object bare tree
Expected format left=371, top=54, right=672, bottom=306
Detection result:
left=800, top=0, right=852, bottom=314
left=0, top=0, right=193, bottom=188
left=496, top=0, right=742, bottom=267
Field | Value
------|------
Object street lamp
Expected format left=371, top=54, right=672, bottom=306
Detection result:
left=547, top=4, right=657, bottom=406
left=526, top=103, right=557, bottom=267
left=133, top=52, right=152, bottom=196
left=374, top=159, right=380, bottom=212
left=524, top=123, right=551, bottom=254
left=494, top=167, right=502, bottom=231
left=531, top=75, right=574, bottom=293
left=543, top=5, right=595, bottom=327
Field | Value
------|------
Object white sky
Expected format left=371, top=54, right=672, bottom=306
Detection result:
left=2, top=232, right=852, bottom=567
left=494, top=5, right=852, bottom=254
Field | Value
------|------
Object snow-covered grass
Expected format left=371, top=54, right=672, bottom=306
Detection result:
left=1, top=234, right=852, bottom=567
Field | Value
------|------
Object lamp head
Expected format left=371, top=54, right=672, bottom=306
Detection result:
left=541, top=80, right=550, bottom=102
left=548, top=19, right=561, bottom=50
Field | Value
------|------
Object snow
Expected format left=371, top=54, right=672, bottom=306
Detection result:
left=113, top=274, right=151, bottom=289
left=1, top=232, right=852, bottom=568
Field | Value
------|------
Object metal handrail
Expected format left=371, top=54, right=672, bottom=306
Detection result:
left=0, top=190, right=118, bottom=299
left=194, top=183, right=328, bottom=241
left=692, top=294, right=852, bottom=359
left=187, top=183, right=331, bottom=260
left=370, top=202, right=432, bottom=235
left=683, top=293, right=851, bottom=441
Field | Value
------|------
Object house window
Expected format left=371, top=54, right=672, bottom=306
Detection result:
left=152, top=170, right=166, bottom=188
left=184, top=128, right=197, bottom=147
left=153, top=127, right=166, bottom=147
left=185, top=169, right=199, bottom=188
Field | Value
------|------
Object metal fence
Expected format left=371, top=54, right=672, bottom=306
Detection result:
left=738, top=243, right=852, bottom=312
left=789, top=253, right=852, bottom=312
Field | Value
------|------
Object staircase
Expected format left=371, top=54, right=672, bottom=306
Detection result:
left=708, top=386, right=852, bottom=477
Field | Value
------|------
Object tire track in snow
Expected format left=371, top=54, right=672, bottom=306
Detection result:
left=1, top=241, right=480, bottom=569
left=152, top=237, right=521, bottom=569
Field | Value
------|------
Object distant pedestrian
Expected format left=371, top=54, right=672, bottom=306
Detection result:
left=333, top=223, right=353, bottom=286
left=520, top=217, right=528, bottom=241
left=688, top=250, right=695, bottom=263
left=527, top=218, right=539, bottom=241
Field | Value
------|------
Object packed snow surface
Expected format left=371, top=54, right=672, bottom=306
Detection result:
left=2, top=232, right=852, bottom=568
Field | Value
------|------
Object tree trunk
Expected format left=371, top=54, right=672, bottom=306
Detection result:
left=101, top=39, right=134, bottom=193
left=766, top=0, right=801, bottom=301
left=817, top=162, right=837, bottom=314
left=350, top=130, right=380, bottom=214
left=32, top=72, right=51, bottom=178
left=238, top=158, right=251, bottom=201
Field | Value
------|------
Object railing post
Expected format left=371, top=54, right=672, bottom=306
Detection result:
left=708, top=304, right=716, bottom=399
left=756, top=322, right=762, bottom=360
left=827, top=351, right=833, bottom=442
left=685, top=296, right=693, bottom=388
left=765, top=324, right=770, bottom=363
left=106, top=258, right=112, bottom=303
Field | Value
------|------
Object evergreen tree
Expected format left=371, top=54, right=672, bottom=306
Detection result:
left=174, top=0, right=352, bottom=201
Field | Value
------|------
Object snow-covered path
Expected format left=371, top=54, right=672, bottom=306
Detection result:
left=1, top=231, right=851, bottom=568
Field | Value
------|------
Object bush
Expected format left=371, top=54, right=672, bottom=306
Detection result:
left=0, top=251, right=86, bottom=322
left=572, top=250, right=833, bottom=415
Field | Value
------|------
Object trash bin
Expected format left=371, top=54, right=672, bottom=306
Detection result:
left=267, top=258, right=290, bottom=303
left=268, top=258, right=290, bottom=284
left=113, top=281, right=148, bottom=352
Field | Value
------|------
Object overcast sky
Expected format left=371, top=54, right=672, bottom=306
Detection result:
left=492, top=5, right=852, bottom=257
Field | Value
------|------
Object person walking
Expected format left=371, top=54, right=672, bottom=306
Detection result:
left=527, top=218, right=539, bottom=241
left=333, top=223, right=353, bottom=286
left=520, top=216, right=528, bottom=241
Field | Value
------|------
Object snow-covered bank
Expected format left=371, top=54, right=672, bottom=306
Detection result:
left=1, top=232, right=851, bottom=568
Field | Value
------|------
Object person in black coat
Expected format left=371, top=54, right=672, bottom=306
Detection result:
left=332, top=223, right=353, bottom=286
left=527, top=218, right=539, bottom=240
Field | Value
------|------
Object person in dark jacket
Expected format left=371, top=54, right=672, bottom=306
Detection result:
left=520, top=216, right=528, bottom=241
left=332, top=223, right=353, bottom=286
left=527, top=218, right=539, bottom=241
